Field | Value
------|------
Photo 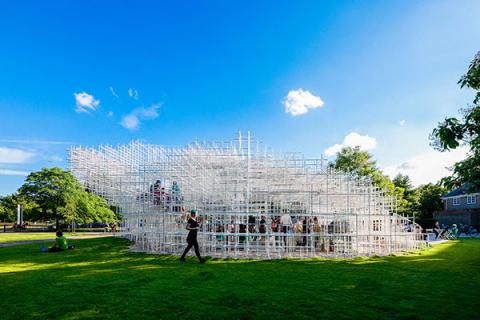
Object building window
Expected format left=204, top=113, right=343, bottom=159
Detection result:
left=467, top=195, right=476, bottom=205
left=453, top=197, right=460, bottom=206
left=373, top=220, right=382, bottom=231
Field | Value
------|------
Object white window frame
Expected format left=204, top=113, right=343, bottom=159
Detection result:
left=467, top=195, right=476, bottom=205
left=452, top=197, right=460, bottom=206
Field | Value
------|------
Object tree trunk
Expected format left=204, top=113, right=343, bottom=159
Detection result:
left=56, top=217, right=59, bottom=230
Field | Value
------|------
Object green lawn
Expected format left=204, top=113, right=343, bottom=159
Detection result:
left=0, top=232, right=97, bottom=243
left=0, top=238, right=479, bottom=320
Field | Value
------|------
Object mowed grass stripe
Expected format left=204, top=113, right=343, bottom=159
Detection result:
left=0, top=237, right=479, bottom=320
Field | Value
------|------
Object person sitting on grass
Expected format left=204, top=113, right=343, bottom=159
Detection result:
left=48, top=231, right=74, bottom=252
left=451, top=224, right=459, bottom=239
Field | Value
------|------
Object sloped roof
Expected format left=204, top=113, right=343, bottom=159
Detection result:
left=442, top=184, right=480, bottom=198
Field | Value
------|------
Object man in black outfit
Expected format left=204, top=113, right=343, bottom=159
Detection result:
left=180, top=209, right=205, bottom=263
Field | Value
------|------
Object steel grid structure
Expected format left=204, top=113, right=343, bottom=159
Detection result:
left=69, top=132, right=425, bottom=259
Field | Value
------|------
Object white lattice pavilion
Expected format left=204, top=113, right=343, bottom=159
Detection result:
left=69, top=132, right=424, bottom=259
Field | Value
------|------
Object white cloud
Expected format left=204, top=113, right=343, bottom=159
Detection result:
left=0, top=147, right=34, bottom=163
left=128, top=88, right=139, bottom=100
left=0, top=168, right=29, bottom=176
left=324, top=132, right=377, bottom=157
left=324, top=144, right=344, bottom=157
left=121, top=104, right=160, bottom=131
left=399, top=120, right=406, bottom=126
left=107, top=111, right=114, bottom=117
left=383, top=147, right=469, bottom=187
left=74, top=92, right=100, bottom=113
left=109, top=86, right=119, bottom=98
left=121, top=114, right=140, bottom=130
left=283, top=89, right=324, bottom=116
left=344, top=132, right=377, bottom=150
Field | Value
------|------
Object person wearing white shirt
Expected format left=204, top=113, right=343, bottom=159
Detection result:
left=280, top=212, right=292, bottom=227
left=280, top=211, right=292, bottom=248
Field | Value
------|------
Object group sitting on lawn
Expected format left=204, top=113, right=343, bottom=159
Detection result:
left=433, top=222, right=459, bottom=240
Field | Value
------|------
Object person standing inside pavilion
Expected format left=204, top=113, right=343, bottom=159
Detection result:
left=280, top=210, right=293, bottom=248
left=180, top=209, right=205, bottom=263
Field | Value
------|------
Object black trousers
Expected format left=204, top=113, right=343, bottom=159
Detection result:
left=181, top=239, right=202, bottom=260
left=282, top=226, right=291, bottom=246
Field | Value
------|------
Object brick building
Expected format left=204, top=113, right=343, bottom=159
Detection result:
left=433, top=185, right=480, bottom=228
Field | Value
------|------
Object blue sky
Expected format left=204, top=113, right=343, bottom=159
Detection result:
left=1, top=0, right=479, bottom=195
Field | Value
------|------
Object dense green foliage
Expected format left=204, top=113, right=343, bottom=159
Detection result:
left=330, top=146, right=396, bottom=194
left=330, top=148, right=448, bottom=220
left=0, top=194, right=19, bottom=222
left=0, top=193, right=40, bottom=222
left=392, top=176, right=447, bottom=219
left=431, top=51, right=480, bottom=190
left=0, top=237, right=478, bottom=320
left=0, top=167, right=116, bottom=225
left=412, top=183, right=448, bottom=219
left=329, top=147, right=413, bottom=215
left=392, top=174, right=416, bottom=215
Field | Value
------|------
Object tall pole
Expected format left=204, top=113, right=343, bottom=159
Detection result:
left=17, top=204, right=23, bottom=226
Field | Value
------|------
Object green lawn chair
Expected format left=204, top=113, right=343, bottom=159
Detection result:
left=449, top=225, right=459, bottom=239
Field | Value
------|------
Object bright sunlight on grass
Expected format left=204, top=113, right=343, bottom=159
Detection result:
left=1, top=237, right=479, bottom=320
left=0, top=233, right=100, bottom=243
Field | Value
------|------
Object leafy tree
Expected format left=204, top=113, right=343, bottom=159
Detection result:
left=19, top=168, right=80, bottom=228
left=330, top=146, right=396, bottom=195
left=412, top=183, right=448, bottom=219
left=18, top=167, right=116, bottom=227
left=392, top=174, right=414, bottom=197
left=431, top=51, right=480, bottom=190
left=0, top=196, right=15, bottom=222
left=75, top=191, right=116, bottom=224
left=0, top=194, right=40, bottom=222
left=330, top=147, right=437, bottom=217
left=392, top=174, right=417, bottom=216
left=330, top=146, right=377, bottom=177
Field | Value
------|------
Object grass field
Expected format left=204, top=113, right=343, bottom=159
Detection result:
left=0, top=233, right=99, bottom=243
left=1, top=237, right=479, bottom=320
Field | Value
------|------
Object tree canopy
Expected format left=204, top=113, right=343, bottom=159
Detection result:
left=13, top=167, right=116, bottom=226
left=0, top=196, right=14, bottom=222
left=0, top=193, right=40, bottom=222
left=392, top=174, right=416, bottom=216
left=412, top=183, right=447, bottom=220
left=329, top=148, right=447, bottom=220
left=330, top=146, right=395, bottom=195
left=391, top=176, right=447, bottom=220
left=431, top=51, right=480, bottom=190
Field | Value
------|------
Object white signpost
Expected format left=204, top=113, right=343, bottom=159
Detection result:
left=17, top=204, right=23, bottom=226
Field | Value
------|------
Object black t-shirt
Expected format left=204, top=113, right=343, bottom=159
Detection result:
left=187, top=218, right=199, bottom=240
left=259, top=218, right=266, bottom=233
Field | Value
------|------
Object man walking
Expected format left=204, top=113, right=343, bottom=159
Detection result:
left=180, top=209, right=205, bottom=263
